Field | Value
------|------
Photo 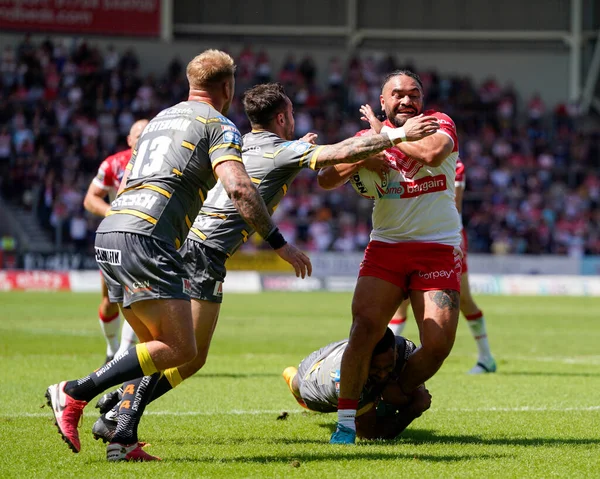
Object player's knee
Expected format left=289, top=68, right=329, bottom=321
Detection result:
left=349, top=313, right=384, bottom=346
left=175, top=339, right=197, bottom=365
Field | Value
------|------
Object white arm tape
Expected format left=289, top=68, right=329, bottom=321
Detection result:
left=381, top=125, right=406, bottom=145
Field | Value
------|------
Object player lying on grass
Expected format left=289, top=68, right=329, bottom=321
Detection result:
left=87, top=82, right=438, bottom=455
left=283, top=328, right=432, bottom=440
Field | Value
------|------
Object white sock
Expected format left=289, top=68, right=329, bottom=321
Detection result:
left=98, top=312, right=120, bottom=357
left=336, top=408, right=357, bottom=431
left=465, top=312, right=493, bottom=362
left=115, top=320, right=138, bottom=358
left=389, top=317, right=406, bottom=335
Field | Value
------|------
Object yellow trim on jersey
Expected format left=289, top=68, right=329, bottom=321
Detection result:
left=209, top=143, right=241, bottom=154
left=122, top=184, right=172, bottom=198
left=282, top=184, right=288, bottom=195
left=200, top=210, right=227, bottom=220
left=190, top=227, right=207, bottom=240
left=126, top=163, right=133, bottom=171
left=251, top=128, right=265, bottom=133
left=211, top=155, right=243, bottom=169
left=263, top=152, right=275, bottom=159
left=251, top=177, right=261, bottom=185
left=195, top=116, right=207, bottom=124
left=304, top=359, right=324, bottom=380
left=196, top=115, right=225, bottom=124
left=105, top=209, right=158, bottom=225
left=185, top=215, right=192, bottom=229
left=164, top=367, right=183, bottom=388
left=172, top=167, right=183, bottom=176
left=308, top=145, right=325, bottom=170
left=198, top=188, right=205, bottom=202
left=136, top=343, right=158, bottom=376
left=241, top=230, right=249, bottom=243
left=356, top=402, right=375, bottom=417
left=175, top=237, right=181, bottom=249
left=132, top=149, right=137, bottom=156
left=181, top=140, right=195, bottom=151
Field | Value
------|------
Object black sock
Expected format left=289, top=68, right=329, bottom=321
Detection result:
left=109, top=374, right=174, bottom=417
left=111, top=373, right=161, bottom=445
left=64, top=347, right=146, bottom=402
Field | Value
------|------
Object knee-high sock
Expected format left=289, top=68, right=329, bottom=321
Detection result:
left=98, top=309, right=120, bottom=358
left=112, top=373, right=161, bottom=445
left=115, top=321, right=138, bottom=358
left=465, top=311, right=493, bottom=361
left=64, top=344, right=158, bottom=403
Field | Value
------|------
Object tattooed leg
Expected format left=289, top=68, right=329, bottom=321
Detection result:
left=395, top=289, right=460, bottom=393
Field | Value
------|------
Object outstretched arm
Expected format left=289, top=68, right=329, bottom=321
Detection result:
left=83, top=183, right=111, bottom=217
left=214, top=160, right=312, bottom=278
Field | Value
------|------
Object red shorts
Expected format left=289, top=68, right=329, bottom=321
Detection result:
left=460, top=228, right=468, bottom=273
left=359, top=241, right=462, bottom=294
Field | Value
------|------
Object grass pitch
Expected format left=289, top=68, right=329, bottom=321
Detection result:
left=0, top=291, right=599, bottom=478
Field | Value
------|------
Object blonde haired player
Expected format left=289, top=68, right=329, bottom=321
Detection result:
left=84, top=119, right=148, bottom=364
left=389, top=158, right=496, bottom=374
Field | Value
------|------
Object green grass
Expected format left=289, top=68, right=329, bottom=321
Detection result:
left=1, top=292, right=599, bottom=478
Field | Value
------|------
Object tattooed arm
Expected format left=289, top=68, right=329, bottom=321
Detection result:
left=214, top=160, right=312, bottom=278
left=213, top=160, right=275, bottom=239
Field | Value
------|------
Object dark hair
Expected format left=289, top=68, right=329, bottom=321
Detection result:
left=242, top=82, right=289, bottom=127
left=381, top=69, right=423, bottom=93
left=372, top=328, right=396, bottom=357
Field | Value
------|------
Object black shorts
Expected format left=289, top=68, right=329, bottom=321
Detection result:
left=179, top=238, right=227, bottom=304
left=95, top=232, right=191, bottom=308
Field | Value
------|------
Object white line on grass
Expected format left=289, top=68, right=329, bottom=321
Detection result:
left=7, top=406, right=600, bottom=419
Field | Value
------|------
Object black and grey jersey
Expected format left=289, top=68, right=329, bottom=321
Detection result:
left=188, top=130, right=324, bottom=255
left=297, top=335, right=416, bottom=413
left=97, top=101, right=243, bottom=248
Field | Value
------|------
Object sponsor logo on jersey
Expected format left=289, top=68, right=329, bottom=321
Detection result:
left=383, top=174, right=447, bottom=199
left=223, top=130, right=241, bottom=145
left=111, top=192, right=158, bottom=210
left=183, top=278, right=192, bottom=295
left=95, top=247, right=121, bottom=265
left=418, top=269, right=455, bottom=280
left=125, top=280, right=152, bottom=294
left=281, top=141, right=311, bottom=155
left=213, top=280, right=223, bottom=297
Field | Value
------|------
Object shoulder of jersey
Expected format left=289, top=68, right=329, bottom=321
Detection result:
left=278, top=139, right=313, bottom=155
left=424, top=109, right=455, bottom=127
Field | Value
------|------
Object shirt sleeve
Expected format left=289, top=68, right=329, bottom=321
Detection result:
left=92, top=159, right=112, bottom=190
left=431, top=111, right=458, bottom=151
left=273, top=140, right=324, bottom=170
left=206, top=116, right=243, bottom=169
left=455, top=159, right=466, bottom=188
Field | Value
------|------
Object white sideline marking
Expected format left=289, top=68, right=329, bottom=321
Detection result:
left=7, top=406, right=600, bottom=419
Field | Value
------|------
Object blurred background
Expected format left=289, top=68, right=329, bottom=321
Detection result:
left=0, top=0, right=599, bottom=292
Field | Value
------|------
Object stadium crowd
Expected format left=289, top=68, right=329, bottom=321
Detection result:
left=0, top=35, right=598, bottom=256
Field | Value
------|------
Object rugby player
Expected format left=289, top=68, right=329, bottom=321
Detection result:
left=88, top=82, right=440, bottom=451
left=45, top=50, right=312, bottom=461
left=318, top=70, right=463, bottom=444
left=283, top=328, right=431, bottom=440
left=83, top=119, right=148, bottom=364
left=389, top=157, right=496, bottom=374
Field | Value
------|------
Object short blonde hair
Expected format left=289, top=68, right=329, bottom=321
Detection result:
left=186, top=49, right=236, bottom=90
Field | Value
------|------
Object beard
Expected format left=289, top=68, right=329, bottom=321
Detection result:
left=386, top=107, right=420, bottom=127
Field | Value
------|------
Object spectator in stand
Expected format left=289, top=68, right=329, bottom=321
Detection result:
left=0, top=34, right=597, bottom=256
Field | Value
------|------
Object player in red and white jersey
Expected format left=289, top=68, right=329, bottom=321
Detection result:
left=83, top=119, right=148, bottom=364
left=389, top=158, right=497, bottom=375
left=318, top=70, right=462, bottom=444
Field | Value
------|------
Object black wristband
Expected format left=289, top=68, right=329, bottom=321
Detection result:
left=265, top=227, right=287, bottom=250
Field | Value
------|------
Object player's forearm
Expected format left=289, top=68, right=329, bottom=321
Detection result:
left=317, top=163, right=360, bottom=190
left=393, top=135, right=450, bottom=167
left=83, top=194, right=110, bottom=217
left=314, top=133, right=394, bottom=168
left=218, top=162, right=276, bottom=239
